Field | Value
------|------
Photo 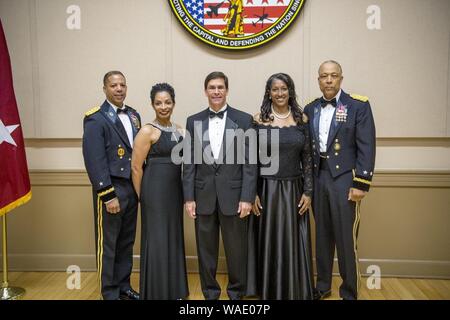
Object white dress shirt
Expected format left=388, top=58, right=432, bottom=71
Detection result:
left=208, top=104, right=228, bottom=160
left=108, top=100, right=134, bottom=147
left=319, top=90, right=341, bottom=152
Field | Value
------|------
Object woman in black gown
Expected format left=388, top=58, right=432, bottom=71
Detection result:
left=248, top=73, right=314, bottom=300
left=131, top=83, right=188, bottom=300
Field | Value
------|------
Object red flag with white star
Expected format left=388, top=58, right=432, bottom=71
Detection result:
left=0, top=19, right=31, bottom=216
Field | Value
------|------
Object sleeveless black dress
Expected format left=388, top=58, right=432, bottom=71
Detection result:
left=247, top=124, right=314, bottom=300
left=139, top=124, right=188, bottom=300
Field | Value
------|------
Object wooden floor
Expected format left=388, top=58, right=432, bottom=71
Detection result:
left=4, top=272, right=450, bottom=300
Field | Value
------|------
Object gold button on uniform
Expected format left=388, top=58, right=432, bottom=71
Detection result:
left=336, top=165, right=340, bottom=169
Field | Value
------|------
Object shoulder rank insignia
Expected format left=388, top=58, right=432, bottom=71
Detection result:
left=350, top=94, right=369, bottom=102
left=85, top=106, right=100, bottom=117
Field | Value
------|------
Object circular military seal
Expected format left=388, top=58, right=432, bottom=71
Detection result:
left=169, top=0, right=306, bottom=50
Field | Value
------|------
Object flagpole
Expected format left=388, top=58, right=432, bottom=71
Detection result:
left=1, top=214, right=25, bottom=300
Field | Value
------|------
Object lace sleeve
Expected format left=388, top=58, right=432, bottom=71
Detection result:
left=301, top=123, right=313, bottom=197
left=253, top=120, right=263, bottom=198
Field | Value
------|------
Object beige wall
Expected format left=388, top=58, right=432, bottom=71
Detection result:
left=1, top=0, right=449, bottom=138
left=1, top=0, right=449, bottom=171
left=1, top=171, right=449, bottom=278
left=0, top=0, right=449, bottom=277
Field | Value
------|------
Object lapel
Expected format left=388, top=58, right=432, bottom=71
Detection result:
left=194, top=108, right=215, bottom=165
left=312, top=100, right=321, bottom=144
left=99, top=100, right=132, bottom=150
left=216, top=107, right=238, bottom=166
left=326, top=90, right=348, bottom=151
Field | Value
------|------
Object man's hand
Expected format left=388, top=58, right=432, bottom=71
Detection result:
left=185, top=201, right=197, bottom=219
left=105, top=198, right=121, bottom=214
left=252, top=196, right=262, bottom=216
left=298, top=194, right=311, bottom=215
left=238, top=201, right=252, bottom=219
left=348, top=188, right=367, bottom=202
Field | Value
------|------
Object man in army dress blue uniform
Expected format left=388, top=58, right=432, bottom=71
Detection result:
left=82, top=71, right=140, bottom=300
left=304, top=61, right=376, bottom=300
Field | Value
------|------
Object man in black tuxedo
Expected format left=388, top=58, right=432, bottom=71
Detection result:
left=183, top=71, right=257, bottom=300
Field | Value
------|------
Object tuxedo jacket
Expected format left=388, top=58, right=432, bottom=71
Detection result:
left=304, top=90, right=376, bottom=191
left=183, top=106, right=257, bottom=215
left=82, top=100, right=141, bottom=202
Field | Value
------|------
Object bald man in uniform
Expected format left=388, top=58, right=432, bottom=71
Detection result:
left=304, top=61, right=376, bottom=300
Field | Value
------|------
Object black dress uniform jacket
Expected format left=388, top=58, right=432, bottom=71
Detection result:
left=304, top=90, right=376, bottom=191
left=83, top=101, right=141, bottom=200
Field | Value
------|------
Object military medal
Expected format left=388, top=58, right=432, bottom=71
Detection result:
left=336, top=105, right=347, bottom=122
left=118, top=147, right=125, bottom=157
left=130, top=114, right=141, bottom=129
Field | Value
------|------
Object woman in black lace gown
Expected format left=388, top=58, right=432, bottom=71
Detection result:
left=131, top=83, right=188, bottom=300
left=248, top=73, right=314, bottom=300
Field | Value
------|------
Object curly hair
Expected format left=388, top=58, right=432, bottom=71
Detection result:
left=150, top=83, right=176, bottom=105
left=259, top=73, right=304, bottom=124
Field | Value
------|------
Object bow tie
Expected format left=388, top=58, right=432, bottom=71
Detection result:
left=209, top=109, right=227, bottom=119
left=320, top=97, right=337, bottom=108
left=117, top=107, right=128, bottom=114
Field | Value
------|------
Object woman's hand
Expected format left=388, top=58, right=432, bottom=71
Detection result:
left=252, top=195, right=263, bottom=216
left=298, top=194, right=311, bottom=215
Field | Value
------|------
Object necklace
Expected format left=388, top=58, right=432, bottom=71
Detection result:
left=152, top=120, right=175, bottom=131
left=152, top=120, right=181, bottom=142
left=271, top=105, right=291, bottom=119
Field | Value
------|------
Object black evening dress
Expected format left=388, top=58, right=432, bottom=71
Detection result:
left=139, top=123, right=189, bottom=300
left=247, top=123, right=314, bottom=300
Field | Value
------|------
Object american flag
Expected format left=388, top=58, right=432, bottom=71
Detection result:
left=184, top=0, right=289, bottom=36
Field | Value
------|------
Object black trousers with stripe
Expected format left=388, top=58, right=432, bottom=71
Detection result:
left=93, top=178, right=138, bottom=300
left=313, top=168, right=361, bottom=300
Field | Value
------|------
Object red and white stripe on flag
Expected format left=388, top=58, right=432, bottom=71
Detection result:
left=203, top=0, right=289, bottom=36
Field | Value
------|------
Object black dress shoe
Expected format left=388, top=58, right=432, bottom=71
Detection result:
left=119, top=288, right=140, bottom=300
left=313, top=289, right=331, bottom=300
